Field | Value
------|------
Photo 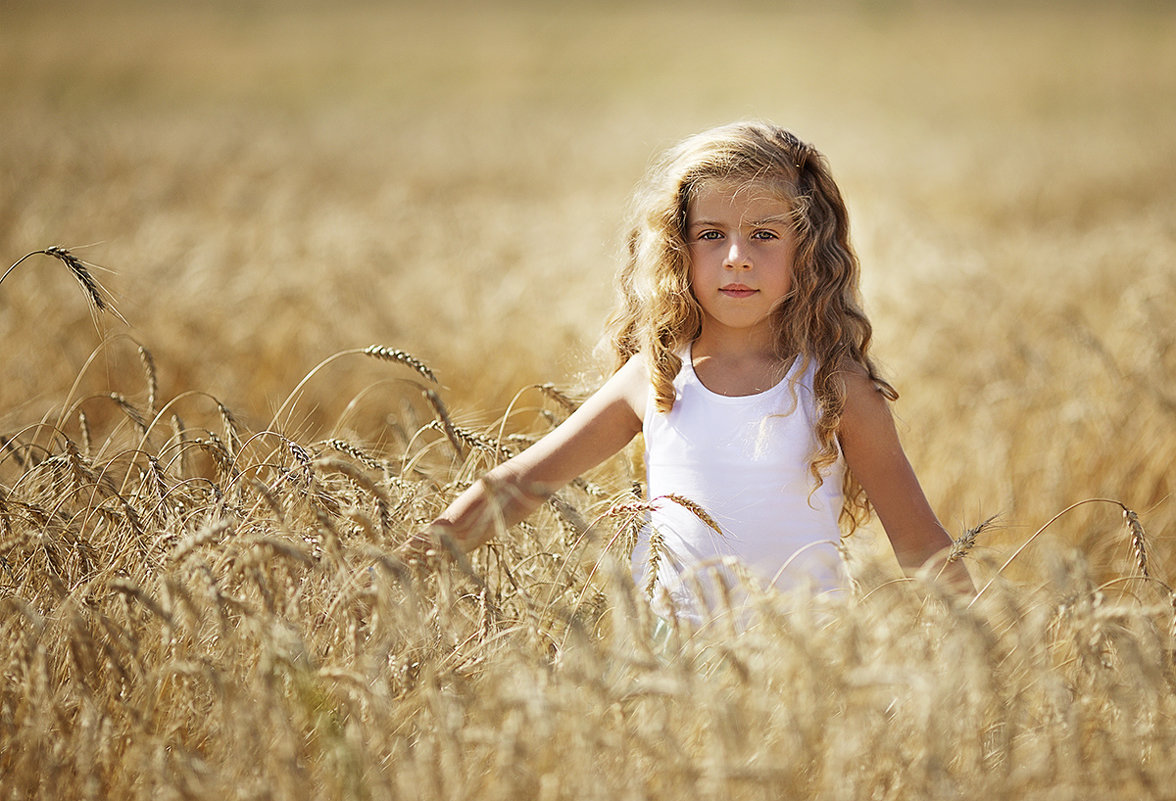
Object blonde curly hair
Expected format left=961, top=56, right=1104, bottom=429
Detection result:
left=603, top=121, right=895, bottom=530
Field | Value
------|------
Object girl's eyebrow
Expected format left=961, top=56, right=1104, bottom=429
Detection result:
left=688, top=215, right=790, bottom=229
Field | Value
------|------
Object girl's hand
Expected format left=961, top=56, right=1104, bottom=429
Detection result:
left=400, top=522, right=450, bottom=564
left=412, top=354, right=647, bottom=554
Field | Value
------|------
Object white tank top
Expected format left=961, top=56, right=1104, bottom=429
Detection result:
left=632, top=349, right=848, bottom=622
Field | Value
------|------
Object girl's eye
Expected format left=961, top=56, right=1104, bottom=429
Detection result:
left=752, top=230, right=779, bottom=240
left=698, top=230, right=722, bottom=241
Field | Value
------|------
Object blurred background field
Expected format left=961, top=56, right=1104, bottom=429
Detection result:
left=4, top=0, right=1173, bottom=571
left=4, top=2, right=1176, bottom=798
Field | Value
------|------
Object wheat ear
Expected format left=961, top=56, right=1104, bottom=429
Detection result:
left=138, top=345, right=158, bottom=417
left=364, top=345, right=438, bottom=383
left=321, top=438, right=390, bottom=473
left=644, top=527, right=666, bottom=601
left=1, top=246, right=127, bottom=322
left=78, top=410, right=92, bottom=458
left=422, top=389, right=466, bottom=457
left=971, top=498, right=1153, bottom=607
left=534, top=382, right=581, bottom=412
left=660, top=493, right=724, bottom=537
left=1122, top=507, right=1150, bottom=580
left=948, top=514, right=1000, bottom=563
left=107, top=393, right=149, bottom=434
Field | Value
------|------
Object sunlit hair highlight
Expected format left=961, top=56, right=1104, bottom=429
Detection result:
left=603, top=121, right=895, bottom=531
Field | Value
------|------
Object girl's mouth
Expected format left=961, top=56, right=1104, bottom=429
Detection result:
left=720, top=285, right=757, bottom=298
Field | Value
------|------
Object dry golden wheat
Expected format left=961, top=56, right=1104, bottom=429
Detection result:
left=363, top=345, right=438, bottom=384
left=949, top=514, right=1000, bottom=564
left=2, top=5, right=1174, bottom=799
left=1, top=246, right=125, bottom=322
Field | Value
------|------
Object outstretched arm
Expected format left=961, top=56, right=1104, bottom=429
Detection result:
left=413, top=354, right=647, bottom=554
left=837, top=367, right=973, bottom=591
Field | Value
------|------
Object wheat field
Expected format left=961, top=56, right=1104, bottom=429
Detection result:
left=2, top=2, right=1175, bottom=799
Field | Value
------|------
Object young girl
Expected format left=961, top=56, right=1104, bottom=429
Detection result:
left=414, top=121, right=967, bottom=620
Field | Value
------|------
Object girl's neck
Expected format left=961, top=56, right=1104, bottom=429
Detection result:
left=691, top=321, right=778, bottom=362
left=690, top=329, right=790, bottom=397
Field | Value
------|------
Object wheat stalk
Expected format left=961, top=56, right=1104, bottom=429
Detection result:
left=287, top=439, right=314, bottom=479
left=107, top=392, right=149, bottom=434
left=321, top=438, right=392, bottom=473
left=422, top=389, right=467, bottom=457
left=267, top=346, right=437, bottom=432
left=425, top=418, right=514, bottom=461
left=169, top=413, right=188, bottom=476
left=0, top=487, right=12, bottom=542
left=108, top=577, right=173, bottom=628
left=191, top=435, right=234, bottom=482
left=660, top=493, right=724, bottom=537
left=1, top=246, right=127, bottom=322
left=644, top=527, right=666, bottom=601
left=364, top=345, right=438, bottom=383
left=1122, top=506, right=1150, bottom=580
left=216, top=401, right=242, bottom=457
left=534, top=383, right=581, bottom=412
left=77, top=410, right=93, bottom=459
left=138, top=345, right=159, bottom=417
left=1, top=435, right=28, bottom=469
left=61, top=436, right=97, bottom=490
left=948, top=514, right=1000, bottom=563
left=146, top=455, right=170, bottom=504
left=971, top=498, right=1155, bottom=606
left=313, top=456, right=393, bottom=534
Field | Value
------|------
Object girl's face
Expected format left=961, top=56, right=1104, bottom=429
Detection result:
left=685, top=180, right=797, bottom=345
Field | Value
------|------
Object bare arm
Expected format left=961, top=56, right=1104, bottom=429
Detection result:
left=416, top=354, right=648, bottom=553
left=837, top=367, right=973, bottom=591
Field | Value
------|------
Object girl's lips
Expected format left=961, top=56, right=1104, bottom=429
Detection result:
left=720, top=285, right=757, bottom=298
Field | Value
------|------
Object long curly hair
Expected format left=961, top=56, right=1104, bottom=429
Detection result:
left=603, top=121, right=895, bottom=531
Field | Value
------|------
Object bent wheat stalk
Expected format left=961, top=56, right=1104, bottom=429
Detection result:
left=50, top=334, right=151, bottom=436
left=947, top=514, right=1000, bottom=564
left=969, top=498, right=1151, bottom=607
left=2, top=246, right=127, bottom=323
left=267, top=346, right=438, bottom=431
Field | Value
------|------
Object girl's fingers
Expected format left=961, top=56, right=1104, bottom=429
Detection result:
left=401, top=522, right=458, bottom=565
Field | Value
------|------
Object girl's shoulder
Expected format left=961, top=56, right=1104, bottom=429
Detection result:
left=601, top=352, right=650, bottom=422
left=836, top=358, right=897, bottom=438
left=834, top=358, right=870, bottom=383
left=831, top=358, right=894, bottom=399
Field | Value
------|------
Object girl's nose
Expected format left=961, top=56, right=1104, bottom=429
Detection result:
left=724, top=240, right=751, bottom=269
